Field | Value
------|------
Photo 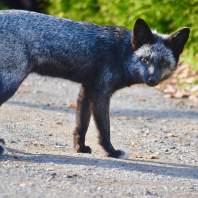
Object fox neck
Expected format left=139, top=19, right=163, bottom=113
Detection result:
left=123, top=52, right=144, bottom=87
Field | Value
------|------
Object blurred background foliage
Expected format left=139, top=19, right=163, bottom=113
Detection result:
left=48, top=0, right=198, bottom=70
left=0, top=0, right=50, bottom=12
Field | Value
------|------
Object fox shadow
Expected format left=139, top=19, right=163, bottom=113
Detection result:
left=6, top=101, right=198, bottom=119
left=1, top=148, right=198, bottom=180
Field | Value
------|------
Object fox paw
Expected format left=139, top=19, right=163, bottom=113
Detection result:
left=0, top=139, right=7, bottom=155
left=107, top=149, right=129, bottom=159
left=75, top=145, right=92, bottom=154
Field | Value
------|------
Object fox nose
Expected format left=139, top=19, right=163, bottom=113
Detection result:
left=148, top=77, right=157, bottom=86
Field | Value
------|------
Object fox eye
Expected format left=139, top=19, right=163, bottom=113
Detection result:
left=162, top=61, right=168, bottom=65
left=142, top=58, right=147, bottom=62
left=142, top=58, right=149, bottom=63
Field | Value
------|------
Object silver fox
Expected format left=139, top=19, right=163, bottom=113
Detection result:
left=0, top=10, right=190, bottom=158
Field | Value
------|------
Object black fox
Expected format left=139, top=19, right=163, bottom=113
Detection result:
left=0, top=10, right=190, bottom=158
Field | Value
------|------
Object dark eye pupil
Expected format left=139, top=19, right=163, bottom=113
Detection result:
left=142, top=58, right=147, bottom=62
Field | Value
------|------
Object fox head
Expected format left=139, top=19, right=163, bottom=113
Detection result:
left=130, top=18, right=190, bottom=86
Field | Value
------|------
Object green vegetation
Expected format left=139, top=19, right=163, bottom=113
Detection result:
left=36, top=0, right=51, bottom=10
left=48, top=0, right=198, bottom=70
left=0, top=1, right=8, bottom=9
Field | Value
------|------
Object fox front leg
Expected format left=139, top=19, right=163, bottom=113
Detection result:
left=73, top=85, right=92, bottom=154
left=90, top=89, right=129, bottom=159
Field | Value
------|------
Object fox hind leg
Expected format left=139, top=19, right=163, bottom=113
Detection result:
left=73, top=85, right=92, bottom=154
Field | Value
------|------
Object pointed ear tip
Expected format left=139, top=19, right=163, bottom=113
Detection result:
left=134, top=18, right=147, bottom=27
left=135, top=18, right=145, bottom=23
left=185, top=27, right=190, bottom=33
left=136, top=18, right=144, bottom=21
left=181, top=27, right=190, bottom=33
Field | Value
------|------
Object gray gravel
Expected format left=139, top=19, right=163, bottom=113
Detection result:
left=0, top=73, right=198, bottom=198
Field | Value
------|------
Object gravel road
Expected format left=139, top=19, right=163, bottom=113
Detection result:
left=0, top=73, right=198, bottom=198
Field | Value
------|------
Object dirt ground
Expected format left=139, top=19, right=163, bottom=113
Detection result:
left=0, top=73, right=198, bottom=197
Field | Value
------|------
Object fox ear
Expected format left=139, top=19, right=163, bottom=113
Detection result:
left=166, top=28, right=190, bottom=54
left=131, top=18, right=153, bottom=50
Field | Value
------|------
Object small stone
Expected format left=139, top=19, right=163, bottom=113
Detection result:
left=10, top=141, right=17, bottom=143
left=145, top=190, right=152, bottom=195
left=191, top=142, right=195, bottom=146
left=55, top=145, right=65, bottom=148
left=66, top=175, right=73, bottom=178
left=51, top=173, right=56, bottom=176
left=187, top=187, right=194, bottom=190
left=150, top=155, right=158, bottom=159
